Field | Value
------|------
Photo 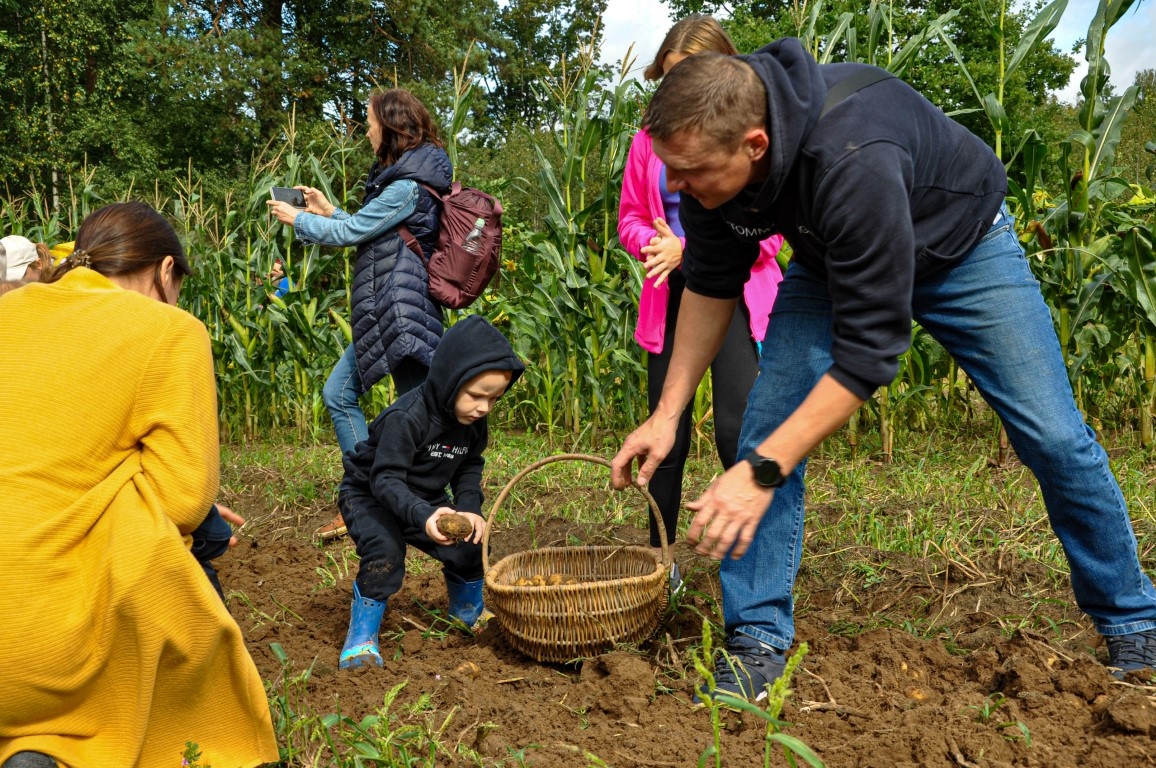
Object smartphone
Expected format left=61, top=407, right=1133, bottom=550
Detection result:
left=270, top=186, right=306, bottom=208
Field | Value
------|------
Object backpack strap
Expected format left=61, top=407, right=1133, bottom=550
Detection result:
left=396, top=181, right=452, bottom=264
left=397, top=223, right=425, bottom=265
left=819, top=66, right=894, bottom=120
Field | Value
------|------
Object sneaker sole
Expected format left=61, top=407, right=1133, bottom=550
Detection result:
left=316, top=525, right=347, bottom=540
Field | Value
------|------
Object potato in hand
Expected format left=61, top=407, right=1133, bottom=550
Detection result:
left=436, top=513, right=474, bottom=541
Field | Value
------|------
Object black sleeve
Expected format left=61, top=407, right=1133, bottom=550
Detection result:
left=812, top=140, right=916, bottom=399
left=450, top=422, right=487, bottom=514
left=679, top=194, right=762, bottom=299
left=369, top=410, right=437, bottom=530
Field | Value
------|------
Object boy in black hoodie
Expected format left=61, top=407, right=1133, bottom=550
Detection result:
left=337, top=315, right=524, bottom=669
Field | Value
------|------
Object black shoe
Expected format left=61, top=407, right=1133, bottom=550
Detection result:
left=1106, top=628, right=1156, bottom=678
left=693, top=634, right=786, bottom=704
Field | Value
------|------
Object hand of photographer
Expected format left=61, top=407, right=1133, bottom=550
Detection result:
left=265, top=200, right=301, bottom=226
left=299, top=186, right=336, bottom=217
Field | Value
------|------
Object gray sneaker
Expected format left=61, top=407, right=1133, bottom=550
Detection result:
left=694, top=634, right=786, bottom=704
left=1106, top=629, right=1156, bottom=678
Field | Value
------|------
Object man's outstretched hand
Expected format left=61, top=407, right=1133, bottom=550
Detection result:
left=610, top=416, right=677, bottom=491
left=686, top=463, right=774, bottom=560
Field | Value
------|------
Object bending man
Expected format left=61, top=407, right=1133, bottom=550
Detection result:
left=611, top=38, right=1156, bottom=701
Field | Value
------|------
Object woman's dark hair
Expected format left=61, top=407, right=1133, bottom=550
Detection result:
left=368, top=89, right=443, bottom=166
left=43, top=202, right=191, bottom=304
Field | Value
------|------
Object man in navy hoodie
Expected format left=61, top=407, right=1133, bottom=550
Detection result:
left=611, top=38, right=1156, bottom=699
left=337, top=314, right=524, bottom=669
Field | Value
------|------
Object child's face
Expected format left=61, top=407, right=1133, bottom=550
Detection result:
left=454, top=369, right=513, bottom=425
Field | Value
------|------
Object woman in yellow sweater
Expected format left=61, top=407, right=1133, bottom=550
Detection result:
left=0, top=203, right=278, bottom=768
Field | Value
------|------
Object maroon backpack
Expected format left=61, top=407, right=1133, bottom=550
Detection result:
left=399, top=182, right=503, bottom=310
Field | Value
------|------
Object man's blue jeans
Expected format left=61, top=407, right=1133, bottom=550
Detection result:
left=726, top=206, right=1156, bottom=651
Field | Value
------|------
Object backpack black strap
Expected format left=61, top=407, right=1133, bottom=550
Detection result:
left=819, top=66, right=894, bottom=120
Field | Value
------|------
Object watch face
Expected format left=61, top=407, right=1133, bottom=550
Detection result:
left=746, top=451, right=785, bottom=487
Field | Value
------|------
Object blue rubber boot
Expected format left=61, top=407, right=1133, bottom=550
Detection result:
left=339, top=581, right=386, bottom=669
left=445, top=571, right=486, bottom=628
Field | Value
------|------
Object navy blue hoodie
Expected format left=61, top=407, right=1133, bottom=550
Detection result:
left=340, top=315, right=525, bottom=529
left=677, top=38, right=1006, bottom=399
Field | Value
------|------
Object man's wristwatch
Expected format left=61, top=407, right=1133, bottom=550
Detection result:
left=745, top=451, right=786, bottom=488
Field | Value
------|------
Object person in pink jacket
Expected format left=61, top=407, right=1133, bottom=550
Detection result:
left=618, top=15, right=784, bottom=587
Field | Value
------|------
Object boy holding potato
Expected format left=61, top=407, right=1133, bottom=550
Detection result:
left=337, top=314, right=524, bottom=669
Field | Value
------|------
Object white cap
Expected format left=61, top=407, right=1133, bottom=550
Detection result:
left=2, top=236, right=38, bottom=281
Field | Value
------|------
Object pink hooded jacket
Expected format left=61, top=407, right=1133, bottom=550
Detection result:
left=618, top=129, right=784, bottom=354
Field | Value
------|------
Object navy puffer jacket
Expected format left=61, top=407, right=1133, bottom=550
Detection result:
left=351, top=143, right=453, bottom=389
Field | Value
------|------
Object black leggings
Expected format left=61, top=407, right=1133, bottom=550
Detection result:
left=646, top=283, right=760, bottom=546
left=340, top=488, right=484, bottom=603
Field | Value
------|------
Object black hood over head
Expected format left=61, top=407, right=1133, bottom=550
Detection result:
left=739, top=37, right=826, bottom=211
left=423, top=315, right=524, bottom=421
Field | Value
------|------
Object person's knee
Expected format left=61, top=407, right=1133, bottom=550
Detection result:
left=1024, top=418, right=1099, bottom=465
left=442, top=544, right=484, bottom=581
left=322, top=371, right=350, bottom=410
left=357, top=555, right=405, bottom=599
left=713, top=413, right=744, bottom=462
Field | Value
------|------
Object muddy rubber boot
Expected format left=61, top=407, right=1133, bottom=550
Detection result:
left=445, top=571, right=485, bottom=628
left=339, top=581, right=386, bottom=669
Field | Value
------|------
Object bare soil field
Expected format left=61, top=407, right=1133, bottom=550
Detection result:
left=217, top=460, right=1156, bottom=767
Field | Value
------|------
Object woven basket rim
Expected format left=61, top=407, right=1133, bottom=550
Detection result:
left=482, top=454, right=671, bottom=572
left=485, top=544, right=662, bottom=589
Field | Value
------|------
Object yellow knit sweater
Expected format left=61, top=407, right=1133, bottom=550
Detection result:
left=0, top=269, right=278, bottom=768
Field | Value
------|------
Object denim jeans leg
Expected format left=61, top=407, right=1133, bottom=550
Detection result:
left=721, top=262, right=834, bottom=651
left=913, top=207, right=1156, bottom=635
left=323, top=342, right=369, bottom=456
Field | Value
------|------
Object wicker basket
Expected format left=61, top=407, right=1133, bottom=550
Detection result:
left=482, top=454, right=670, bottom=663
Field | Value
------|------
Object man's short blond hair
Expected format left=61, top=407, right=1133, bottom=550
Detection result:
left=643, top=53, right=767, bottom=151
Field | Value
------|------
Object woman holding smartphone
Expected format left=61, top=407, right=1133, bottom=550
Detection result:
left=268, top=88, right=451, bottom=540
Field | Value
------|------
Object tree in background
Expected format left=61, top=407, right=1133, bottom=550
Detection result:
left=0, top=0, right=503, bottom=199
left=665, top=0, right=1074, bottom=153
left=1114, top=68, right=1156, bottom=184
left=482, top=0, right=608, bottom=133
left=0, top=0, right=157, bottom=202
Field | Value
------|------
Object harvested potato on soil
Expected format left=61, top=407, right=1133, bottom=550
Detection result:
left=454, top=661, right=481, bottom=679
left=436, top=513, right=474, bottom=541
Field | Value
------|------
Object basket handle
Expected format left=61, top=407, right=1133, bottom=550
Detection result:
left=482, top=453, right=671, bottom=572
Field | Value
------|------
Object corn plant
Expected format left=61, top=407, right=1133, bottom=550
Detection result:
left=1014, top=0, right=1153, bottom=437
left=490, top=41, right=647, bottom=439
left=178, top=119, right=367, bottom=441
left=932, top=0, right=1067, bottom=159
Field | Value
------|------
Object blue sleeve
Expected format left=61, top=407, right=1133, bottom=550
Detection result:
left=293, top=180, right=419, bottom=247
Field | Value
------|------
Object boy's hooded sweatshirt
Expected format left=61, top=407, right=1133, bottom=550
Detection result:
left=676, top=38, right=1006, bottom=400
left=340, top=315, right=524, bottom=530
